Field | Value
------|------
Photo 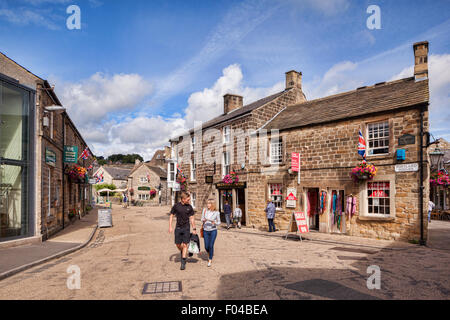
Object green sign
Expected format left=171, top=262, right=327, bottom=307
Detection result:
left=64, top=146, right=78, bottom=163
left=45, top=148, right=56, bottom=166
left=138, top=186, right=151, bottom=191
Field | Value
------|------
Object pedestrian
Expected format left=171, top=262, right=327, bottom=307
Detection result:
left=223, top=200, right=232, bottom=230
left=169, top=191, right=197, bottom=270
left=265, top=199, right=276, bottom=232
left=122, top=194, right=128, bottom=209
left=428, top=200, right=435, bottom=223
left=233, top=205, right=243, bottom=229
left=201, top=199, right=221, bottom=267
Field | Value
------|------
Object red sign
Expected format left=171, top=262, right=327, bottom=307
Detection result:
left=294, top=212, right=309, bottom=233
left=286, top=192, right=297, bottom=201
left=291, top=153, right=300, bottom=172
left=371, top=190, right=387, bottom=198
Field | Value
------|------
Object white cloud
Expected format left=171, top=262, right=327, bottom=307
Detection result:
left=0, top=8, right=60, bottom=30
left=57, top=72, right=153, bottom=126
left=281, top=0, right=350, bottom=16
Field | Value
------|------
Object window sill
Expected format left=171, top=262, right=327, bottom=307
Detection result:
left=366, top=153, right=392, bottom=160
left=358, top=216, right=395, bottom=222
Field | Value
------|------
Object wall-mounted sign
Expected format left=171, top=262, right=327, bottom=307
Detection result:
left=45, top=148, right=56, bottom=167
left=138, top=186, right=151, bottom=191
left=205, top=176, right=214, bottom=184
left=395, top=163, right=419, bottom=172
left=172, top=182, right=181, bottom=191
left=215, top=182, right=246, bottom=189
left=64, top=146, right=78, bottom=163
left=286, top=187, right=297, bottom=208
left=398, top=134, right=416, bottom=146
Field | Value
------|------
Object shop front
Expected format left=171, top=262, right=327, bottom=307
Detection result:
left=216, top=182, right=247, bottom=226
left=0, top=75, right=35, bottom=242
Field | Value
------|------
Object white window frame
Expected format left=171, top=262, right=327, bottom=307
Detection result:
left=360, top=175, right=396, bottom=218
left=269, top=183, right=283, bottom=210
left=191, top=136, right=195, bottom=153
left=222, top=151, right=230, bottom=177
left=270, top=137, right=283, bottom=165
left=223, top=126, right=231, bottom=144
left=168, top=162, right=176, bottom=182
left=190, top=158, right=196, bottom=181
left=367, top=121, right=390, bottom=156
left=140, top=176, right=148, bottom=184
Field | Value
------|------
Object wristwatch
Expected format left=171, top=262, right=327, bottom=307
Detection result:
left=193, top=228, right=197, bottom=230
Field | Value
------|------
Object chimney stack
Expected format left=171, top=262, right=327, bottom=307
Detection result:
left=285, top=70, right=302, bottom=90
left=223, top=94, right=243, bottom=114
left=413, top=41, right=429, bottom=80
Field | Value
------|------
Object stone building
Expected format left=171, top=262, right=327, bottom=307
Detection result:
left=249, top=41, right=431, bottom=242
left=93, top=165, right=131, bottom=189
left=0, top=52, right=94, bottom=246
left=168, top=70, right=306, bottom=220
left=167, top=41, right=431, bottom=243
left=147, top=149, right=166, bottom=169
left=128, top=162, right=168, bottom=205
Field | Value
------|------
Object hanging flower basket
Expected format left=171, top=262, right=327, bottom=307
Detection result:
left=176, top=173, right=187, bottom=191
left=430, top=171, right=450, bottom=186
left=150, top=189, right=157, bottom=198
left=66, top=164, right=88, bottom=183
left=350, top=163, right=377, bottom=183
left=222, top=171, right=239, bottom=184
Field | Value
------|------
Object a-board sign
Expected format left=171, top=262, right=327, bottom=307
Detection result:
left=98, top=209, right=113, bottom=228
left=294, top=212, right=309, bottom=233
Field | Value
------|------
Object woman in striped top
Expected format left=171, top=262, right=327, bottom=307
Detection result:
left=201, top=199, right=221, bottom=267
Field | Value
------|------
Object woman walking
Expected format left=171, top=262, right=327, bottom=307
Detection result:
left=201, top=199, right=221, bottom=267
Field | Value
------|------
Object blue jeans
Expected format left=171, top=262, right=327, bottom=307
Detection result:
left=268, top=218, right=275, bottom=232
left=225, top=213, right=232, bottom=228
left=428, top=210, right=431, bottom=222
left=203, top=229, right=218, bottom=260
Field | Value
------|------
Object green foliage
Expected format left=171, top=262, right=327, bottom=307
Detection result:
left=107, top=154, right=143, bottom=164
left=94, top=183, right=116, bottom=191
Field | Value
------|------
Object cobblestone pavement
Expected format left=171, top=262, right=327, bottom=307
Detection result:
left=0, top=205, right=449, bottom=300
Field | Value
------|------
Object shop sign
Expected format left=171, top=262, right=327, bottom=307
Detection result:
left=398, top=134, right=415, bottom=146
left=291, top=153, right=300, bottom=172
left=370, top=190, right=387, bottom=198
left=294, top=212, right=309, bottom=233
left=215, top=182, right=246, bottom=189
left=286, top=187, right=297, bottom=208
left=45, top=148, right=56, bottom=167
left=88, top=178, right=96, bottom=185
left=64, top=146, right=78, bottom=163
left=395, top=163, right=419, bottom=172
left=172, top=182, right=180, bottom=191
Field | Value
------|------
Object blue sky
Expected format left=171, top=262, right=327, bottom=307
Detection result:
left=1, top=0, right=449, bottom=160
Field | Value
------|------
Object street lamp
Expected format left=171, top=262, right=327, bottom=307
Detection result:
left=430, top=147, right=445, bottom=171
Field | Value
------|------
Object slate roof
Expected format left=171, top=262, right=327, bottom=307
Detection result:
left=129, top=163, right=167, bottom=179
left=103, top=167, right=131, bottom=180
left=264, top=77, right=429, bottom=132
left=170, top=89, right=289, bottom=141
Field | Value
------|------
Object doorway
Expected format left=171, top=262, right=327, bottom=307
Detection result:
left=307, top=188, right=320, bottom=230
left=219, top=189, right=232, bottom=223
left=237, top=188, right=246, bottom=226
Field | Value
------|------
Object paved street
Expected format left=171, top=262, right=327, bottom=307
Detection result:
left=0, top=205, right=449, bottom=300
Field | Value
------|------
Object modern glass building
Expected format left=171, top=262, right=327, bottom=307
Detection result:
left=0, top=73, right=35, bottom=242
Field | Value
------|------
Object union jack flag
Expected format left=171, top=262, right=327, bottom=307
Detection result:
left=358, top=130, right=367, bottom=160
left=80, top=147, right=91, bottom=160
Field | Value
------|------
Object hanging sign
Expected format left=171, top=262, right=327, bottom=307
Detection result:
left=291, top=153, right=300, bottom=172
left=45, top=148, right=57, bottom=167
left=64, top=146, right=78, bottom=163
left=286, top=187, right=297, bottom=208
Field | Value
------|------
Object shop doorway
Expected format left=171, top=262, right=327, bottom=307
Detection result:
left=219, top=189, right=233, bottom=223
left=237, top=188, right=246, bottom=226
left=307, top=188, right=320, bottom=230
left=330, top=190, right=346, bottom=234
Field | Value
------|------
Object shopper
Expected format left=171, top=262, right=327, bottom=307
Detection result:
left=168, top=191, right=197, bottom=270
left=265, top=200, right=276, bottom=232
left=233, top=205, right=243, bottom=229
left=223, top=200, right=232, bottom=230
left=428, top=200, right=435, bottom=223
left=122, top=194, right=128, bottom=209
left=201, top=199, right=221, bottom=267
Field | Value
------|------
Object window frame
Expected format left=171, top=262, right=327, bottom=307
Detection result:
left=268, top=183, right=283, bottom=210
left=222, top=151, right=230, bottom=177
left=223, top=126, right=231, bottom=144
left=367, top=121, right=390, bottom=156
left=359, top=174, right=396, bottom=218
left=190, top=157, right=196, bottom=181
left=270, top=137, right=283, bottom=165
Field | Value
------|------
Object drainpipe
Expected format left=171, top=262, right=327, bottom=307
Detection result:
left=419, top=108, right=426, bottom=246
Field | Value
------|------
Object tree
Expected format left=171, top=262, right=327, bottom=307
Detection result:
left=106, top=154, right=143, bottom=164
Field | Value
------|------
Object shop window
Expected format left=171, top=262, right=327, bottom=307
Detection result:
left=368, top=182, right=391, bottom=215
left=140, top=176, right=148, bottom=183
left=139, top=194, right=149, bottom=201
left=367, top=121, right=389, bottom=155
left=269, top=184, right=283, bottom=209
left=270, top=137, right=283, bottom=164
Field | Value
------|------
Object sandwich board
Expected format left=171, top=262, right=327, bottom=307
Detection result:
left=285, top=212, right=309, bottom=242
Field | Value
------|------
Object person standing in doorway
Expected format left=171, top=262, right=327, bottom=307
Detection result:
left=428, top=200, right=435, bottom=223
left=224, top=200, right=232, bottom=230
left=233, top=205, right=243, bottom=229
left=201, top=199, right=221, bottom=267
left=169, top=191, right=196, bottom=270
left=265, top=199, right=276, bottom=232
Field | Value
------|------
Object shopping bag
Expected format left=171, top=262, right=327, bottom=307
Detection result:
left=188, top=240, right=199, bottom=254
